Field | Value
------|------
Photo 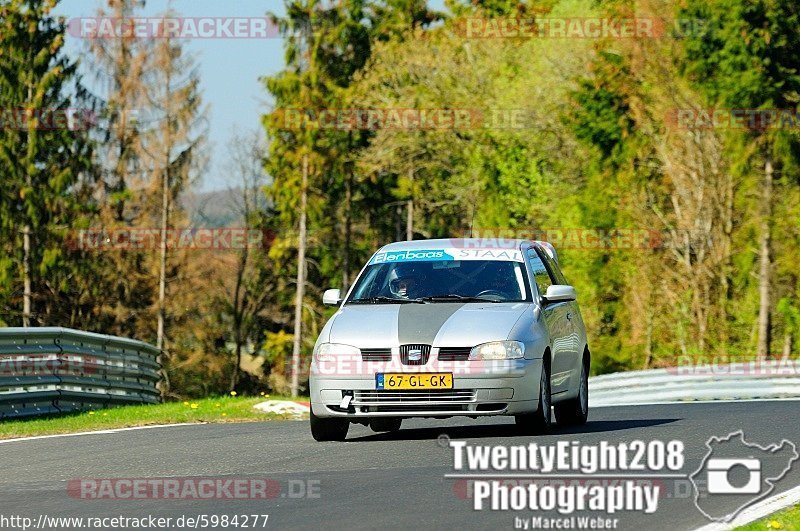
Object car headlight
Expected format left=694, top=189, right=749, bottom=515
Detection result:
left=313, top=342, right=360, bottom=362
left=469, top=341, right=525, bottom=360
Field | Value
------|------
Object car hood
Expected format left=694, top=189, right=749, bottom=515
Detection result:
left=327, top=302, right=530, bottom=348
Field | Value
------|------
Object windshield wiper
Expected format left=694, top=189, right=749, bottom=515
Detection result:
left=419, top=294, right=502, bottom=303
left=348, top=296, right=426, bottom=304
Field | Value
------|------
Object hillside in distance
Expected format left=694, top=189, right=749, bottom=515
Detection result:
left=181, top=187, right=269, bottom=228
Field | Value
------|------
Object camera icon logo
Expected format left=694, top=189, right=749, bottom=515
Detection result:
left=706, top=458, right=760, bottom=494
left=690, top=431, right=798, bottom=523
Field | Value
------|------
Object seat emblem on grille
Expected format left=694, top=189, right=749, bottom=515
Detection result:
left=408, top=348, right=423, bottom=362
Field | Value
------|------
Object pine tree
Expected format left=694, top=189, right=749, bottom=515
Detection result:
left=85, top=0, right=154, bottom=337
left=0, top=0, right=94, bottom=326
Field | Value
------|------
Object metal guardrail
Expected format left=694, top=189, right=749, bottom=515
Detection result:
left=589, top=360, right=800, bottom=406
left=0, top=327, right=161, bottom=419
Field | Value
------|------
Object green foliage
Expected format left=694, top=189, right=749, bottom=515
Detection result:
left=0, top=0, right=95, bottom=326
left=679, top=0, right=800, bottom=110
left=3, top=0, right=800, bottom=398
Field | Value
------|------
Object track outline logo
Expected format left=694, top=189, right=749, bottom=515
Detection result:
left=690, top=430, right=798, bottom=522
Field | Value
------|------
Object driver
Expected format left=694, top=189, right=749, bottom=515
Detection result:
left=388, top=263, right=426, bottom=299
left=484, top=263, right=518, bottom=299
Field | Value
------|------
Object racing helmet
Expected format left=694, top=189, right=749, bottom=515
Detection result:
left=388, top=263, right=425, bottom=298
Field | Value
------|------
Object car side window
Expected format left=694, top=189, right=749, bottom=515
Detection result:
left=527, top=250, right=554, bottom=296
left=537, top=248, right=568, bottom=285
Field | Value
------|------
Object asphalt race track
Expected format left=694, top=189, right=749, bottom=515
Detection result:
left=2, top=401, right=799, bottom=530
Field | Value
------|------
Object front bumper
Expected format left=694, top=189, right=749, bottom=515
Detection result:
left=310, top=358, right=542, bottom=418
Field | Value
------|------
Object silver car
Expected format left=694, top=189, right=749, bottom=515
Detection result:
left=309, top=238, right=590, bottom=441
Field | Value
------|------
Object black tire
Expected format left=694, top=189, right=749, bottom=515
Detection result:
left=309, top=409, right=349, bottom=441
left=554, top=358, right=589, bottom=426
left=515, top=357, right=551, bottom=434
left=369, top=417, right=402, bottom=433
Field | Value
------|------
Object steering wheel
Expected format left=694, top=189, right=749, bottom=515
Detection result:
left=475, top=289, right=509, bottom=301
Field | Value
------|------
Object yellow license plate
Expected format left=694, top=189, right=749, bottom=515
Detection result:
left=376, top=373, right=453, bottom=390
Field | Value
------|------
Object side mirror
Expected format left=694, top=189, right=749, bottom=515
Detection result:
left=541, top=285, right=576, bottom=305
left=323, top=288, right=342, bottom=306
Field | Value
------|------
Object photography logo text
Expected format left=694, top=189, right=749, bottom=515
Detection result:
left=446, top=439, right=684, bottom=529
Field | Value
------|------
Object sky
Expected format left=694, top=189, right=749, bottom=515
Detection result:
left=55, top=0, right=446, bottom=192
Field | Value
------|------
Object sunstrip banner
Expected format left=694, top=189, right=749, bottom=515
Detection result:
left=369, top=248, right=524, bottom=265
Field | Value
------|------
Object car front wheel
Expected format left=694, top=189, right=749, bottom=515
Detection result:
left=515, top=358, right=551, bottom=434
left=554, top=360, right=588, bottom=426
left=310, top=409, right=349, bottom=441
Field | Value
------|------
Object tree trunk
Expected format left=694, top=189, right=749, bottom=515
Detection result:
left=231, top=332, right=242, bottom=392
left=406, top=167, right=413, bottom=241
left=718, top=170, right=735, bottom=347
left=230, top=275, right=244, bottom=393
left=756, top=156, right=773, bottom=360
left=291, top=154, right=309, bottom=397
left=406, top=199, right=413, bottom=241
left=22, top=84, right=33, bottom=327
left=22, top=224, right=31, bottom=327
left=782, top=332, right=792, bottom=362
left=156, top=53, right=173, bottom=364
left=155, top=76, right=171, bottom=400
left=156, top=153, right=169, bottom=353
left=342, top=168, right=352, bottom=292
left=395, top=204, right=403, bottom=242
left=230, top=225, right=249, bottom=393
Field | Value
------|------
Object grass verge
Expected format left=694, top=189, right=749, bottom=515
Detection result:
left=0, top=396, right=308, bottom=440
left=736, top=503, right=800, bottom=530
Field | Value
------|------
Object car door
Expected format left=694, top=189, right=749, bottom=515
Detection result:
left=538, top=248, right=583, bottom=376
left=526, top=248, right=572, bottom=394
left=539, top=248, right=584, bottom=350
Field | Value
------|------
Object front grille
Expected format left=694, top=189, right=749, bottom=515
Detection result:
left=353, top=389, right=477, bottom=404
left=400, top=344, right=430, bottom=365
left=361, top=348, right=392, bottom=362
left=437, top=347, right=471, bottom=361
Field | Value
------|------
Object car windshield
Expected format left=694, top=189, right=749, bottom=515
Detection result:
left=348, top=259, right=530, bottom=303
